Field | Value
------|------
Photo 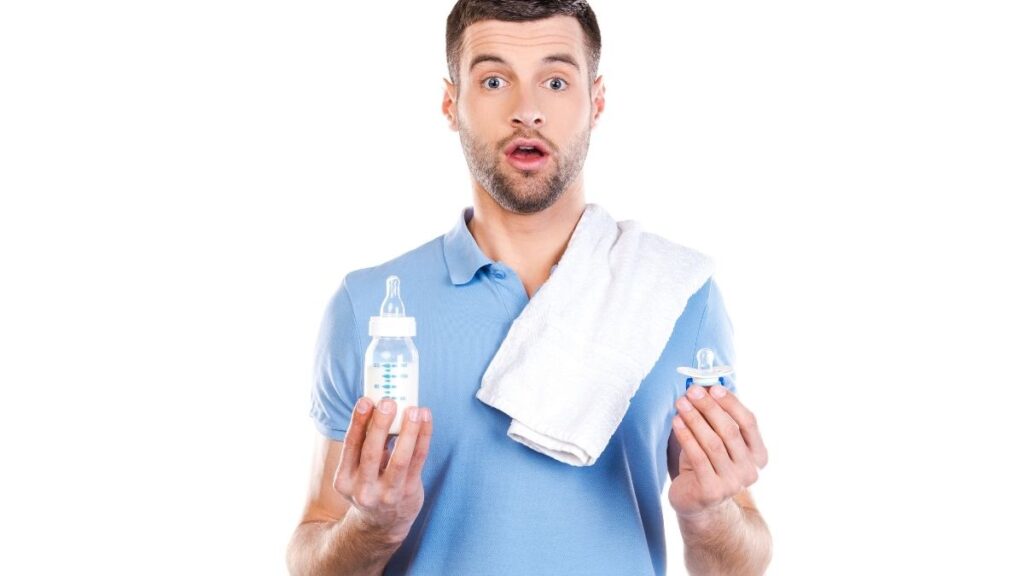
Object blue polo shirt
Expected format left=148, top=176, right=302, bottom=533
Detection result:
left=309, top=206, right=737, bottom=576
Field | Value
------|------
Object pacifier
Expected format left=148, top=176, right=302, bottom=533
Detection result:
left=676, top=347, right=734, bottom=387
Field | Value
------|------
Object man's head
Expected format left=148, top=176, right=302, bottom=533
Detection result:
left=442, top=0, right=605, bottom=215
left=446, top=0, right=602, bottom=90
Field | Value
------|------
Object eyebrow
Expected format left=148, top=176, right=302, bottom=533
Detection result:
left=468, top=52, right=581, bottom=72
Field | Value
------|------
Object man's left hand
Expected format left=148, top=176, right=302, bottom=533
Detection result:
left=669, top=384, right=768, bottom=519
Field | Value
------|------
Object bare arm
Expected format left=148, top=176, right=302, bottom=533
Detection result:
left=288, top=508, right=404, bottom=576
left=286, top=398, right=432, bottom=576
left=668, top=384, right=772, bottom=575
left=286, top=438, right=401, bottom=576
left=673, top=487, right=772, bottom=576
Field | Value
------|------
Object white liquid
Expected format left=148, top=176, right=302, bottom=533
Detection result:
left=364, top=359, right=418, bottom=435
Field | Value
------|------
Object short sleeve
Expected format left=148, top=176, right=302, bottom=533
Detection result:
left=688, top=276, right=739, bottom=393
left=308, top=278, right=364, bottom=441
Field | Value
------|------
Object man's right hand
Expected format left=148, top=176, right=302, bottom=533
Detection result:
left=333, top=397, right=433, bottom=544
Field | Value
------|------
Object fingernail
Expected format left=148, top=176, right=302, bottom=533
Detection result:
left=379, top=399, right=395, bottom=414
left=356, top=398, right=370, bottom=414
left=710, top=385, right=727, bottom=398
left=677, top=397, right=693, bottom=412
left=687, top=386, right=706, bottom=400
left=408, top=407, right=420, bottom=422
left=422, top=408, right=432, bottom=422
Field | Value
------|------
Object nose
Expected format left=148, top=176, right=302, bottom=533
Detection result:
left=510, top=86, right=545, bottom=129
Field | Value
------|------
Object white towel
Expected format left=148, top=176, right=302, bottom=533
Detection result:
left=475, top=203, right=715, bottom=466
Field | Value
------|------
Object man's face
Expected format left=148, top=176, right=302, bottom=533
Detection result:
left=444, top=16, right=604, bottom=214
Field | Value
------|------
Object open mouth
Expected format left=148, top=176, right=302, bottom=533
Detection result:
left=504, top=139, right=551, bottom=171
left=509, top=145, right=546, bottom=160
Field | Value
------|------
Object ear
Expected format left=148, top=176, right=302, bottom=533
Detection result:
left=590, top=75, right=606, bottom=129
left=442, top=78, right=459, bottom=131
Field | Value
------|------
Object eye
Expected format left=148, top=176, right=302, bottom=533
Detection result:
left=546, top=77, right=569, bottom=91
left=483, top=76, right=507, bottom=90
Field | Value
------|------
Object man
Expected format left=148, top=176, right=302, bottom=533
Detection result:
left=286, top=1, right=771, bottom=574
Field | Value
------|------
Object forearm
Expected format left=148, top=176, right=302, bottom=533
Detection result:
left=678, top=499, right=772, bottom=576
left=287, top=510, right=404, bottom=576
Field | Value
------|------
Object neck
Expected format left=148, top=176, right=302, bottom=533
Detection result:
left=467, top=179, right=586, bottom=298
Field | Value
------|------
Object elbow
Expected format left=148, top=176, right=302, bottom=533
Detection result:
left=285, top=525, right=304, bottom=576
left=745, top=507, right=773, bottom=575
left=286, top=522, right=320, bottom=576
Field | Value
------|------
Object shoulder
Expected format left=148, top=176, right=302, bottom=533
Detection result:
left=666, top=274, right=734, bottom=363
left=679, top=275, right=732, bottom=331
left=676, top=275, right=718, bottom=331
left=615, top=215, right=723, bottom=329
left=631, top=224, right=716, bottom=273
left=337, top=234, right=447, bottom=315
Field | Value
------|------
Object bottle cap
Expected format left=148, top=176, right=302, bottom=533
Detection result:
left=369, top=316, right=417, bottom=337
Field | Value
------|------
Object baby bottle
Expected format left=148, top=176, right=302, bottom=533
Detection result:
left=365, top=275, right=419, bottom=435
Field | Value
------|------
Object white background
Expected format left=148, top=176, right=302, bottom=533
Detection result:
left=1, top=1, right=1022, bottom=574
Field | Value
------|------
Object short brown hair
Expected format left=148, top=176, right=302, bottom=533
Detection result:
left=446, top=0, right=602, bottom=87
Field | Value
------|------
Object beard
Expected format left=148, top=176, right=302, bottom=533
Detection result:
left=458, top=124, right=590, bottom=215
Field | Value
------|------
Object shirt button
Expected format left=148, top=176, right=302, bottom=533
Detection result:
left=493, top=270, right=506, bottom=279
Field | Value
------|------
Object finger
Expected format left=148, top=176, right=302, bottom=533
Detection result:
left=676, top=394, right=736, bottom=479
left=684, top=385, right=752, bottom=466
left=672, top=415, right=716, bottom=486
left=381, top=434, right=399, bottom=473
left=708, top=385, right=768, bottom=468
left=382, top=406, right=422, bottom=488
left=336, top=397, right=374, bottom=486
left=405, top=408, right=433, bottom=481
left=358, top=398, right=398, bottom=484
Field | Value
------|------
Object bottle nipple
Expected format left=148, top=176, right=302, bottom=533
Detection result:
left=380, top=275, right=406, bottom=317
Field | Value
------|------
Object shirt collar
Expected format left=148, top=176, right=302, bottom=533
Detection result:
left=443, top=206, right=494, bottom=285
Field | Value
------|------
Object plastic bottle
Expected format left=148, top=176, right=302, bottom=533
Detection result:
left=364, top=275, right=418, bottom=435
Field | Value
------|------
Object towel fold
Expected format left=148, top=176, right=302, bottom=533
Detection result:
left=475, top=203, right=715, bottom=466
